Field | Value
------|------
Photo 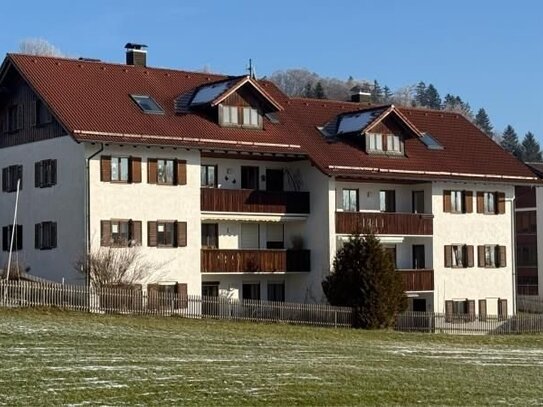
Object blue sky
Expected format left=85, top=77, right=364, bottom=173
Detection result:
left=1, top=0, right=542, bottom=141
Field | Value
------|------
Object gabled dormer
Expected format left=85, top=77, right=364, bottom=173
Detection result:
left=322, top=105, right=424, bottom=156
left=176, top=76, right=283, bottom=129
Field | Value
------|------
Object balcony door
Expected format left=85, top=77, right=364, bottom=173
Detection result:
left=266, top=223, right=284, bottom=249
left=380, top=190, right=396, bottom=212
left=240, top=223, right=260, bottom=249
left=241, top=166, right=259, bottom=190
left=412, top=245, right=425, bottom=269
left=202, top=223, right=218, bottom=249
left=412, top=191, right=425, bottom=214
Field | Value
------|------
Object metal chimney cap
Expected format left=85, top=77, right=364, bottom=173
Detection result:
left=125, top=43, right=148, bottom=50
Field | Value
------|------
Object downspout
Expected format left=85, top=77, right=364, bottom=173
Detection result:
left=511, top=195, right=517, bottom=315
left=85, top=143, right=104, bottom=287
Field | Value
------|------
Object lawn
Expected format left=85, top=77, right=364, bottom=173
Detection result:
left=0, top=309, right=542, bottom=406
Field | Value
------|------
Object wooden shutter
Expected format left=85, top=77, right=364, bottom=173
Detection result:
left=30, top=99, right=37, bottom=127
left=100, top=156, right=111, bottom=182
left=35, top=223, right=42, bottom=249
left=499, top=246, right=506, bottom=267
left=35, top=161, right=41, bottom=187
left=16, top=225, right=23, bottom=250
left=479, top=299, right=487, bottom=322
left=464, top=191, right=473, bottom=213
left=466, top=245, right=474, bottom=268
left=16, top=104, right=24, bottom=130
left=498, top=299, right=507, bottom=320
left=2, top=226, right=7, bottom=251
left=477, top=246, right=485, bottom=267
left=1, top=168, right=7, bottom=192
left=444, top=245, right=452, bottom=267
left=476, top=192, right=484, bottom=213
left=100, top=220, right=111, bottom=246
left=175, top=221, right=187, bottom=247
left=50, top=160, right=57, bottom=186
left=443, top=190, right=451, bottom=213
left=497, top=192, right=506, bottom=214
left=129, top=157, right=141, bottom=183
left=176, top=283, right=188, bottom=308
left=445, top=300, right=453, bottom=323
left=176, top=160, right=187, bottom=185
left=467, top=299, right=476, bottom=322
left=147, top=159, right=158, bottom=184
left=17, top=165, right=23, bottom=190
left=50, top=222, right=57, bottom=249
left=130, top=220, right=142, bottom=245
left=147, top=221, right=158, bottom=247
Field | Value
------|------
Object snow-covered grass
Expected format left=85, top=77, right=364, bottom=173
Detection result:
left=0, top=308, right=542, bottom=406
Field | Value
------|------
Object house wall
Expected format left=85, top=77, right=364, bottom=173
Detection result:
left=0, top=135, right=86, bottom=282
left=87, top=144, right=202, bottom=295
left=432, top=182, right=515, bottom=315
left=536, top=187, right=543, bottom=296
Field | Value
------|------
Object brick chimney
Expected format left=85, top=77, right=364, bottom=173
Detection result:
left=125, top=43, right=148, bottom=67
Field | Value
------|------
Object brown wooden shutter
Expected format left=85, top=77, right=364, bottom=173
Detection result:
left=131, top=221, right=142, bottom=245
left=16, top=225, right=23, bottom=250
left=147, top=284, right=159, bottom=310
left=477, top=246, right=485, bottom=267
left=17, top=165, right=23, bottom=190
left=444, top=245, right=452, bottom=267
left=130, top=157, right=141, bottom=183
left=35, top=161, right=41, bottom=187
left=100, top=156, right=111, bottom=182
left=16, top=104, right=24, bottom=130
left=498, top=298, right=508, bottom=320
left=466, top=245, right=474, bottom=268
left=499, top=245, right=506, bottom=267
left=467, top=299, right=475, bottom=321
left=476, top=192, right=484, bottom=213
left=443, top=190, right=451, bottom=213
left=148, top=159, right=157, bottom=184
left=464, top=191, right=473, bottom=213
left=445, top=300, right=453, bottom=323
left=479, top=299, right=487, bottom=322
left=497, top=192, right=506, bottom=214
left=30, top=100, right=37, bottom=127
left=50, top=222, right=57, bottom=249
left=147, top=221, right=158, bottom=247
left=176, top=159, right=187, bottom=185
left=35, top=223, right=41, bottom=249
left=1, top=168, right=7, bottom=192
left=100, top=220, right=111, bottom=246
left=175, top=221, right=187, bottom=247
left=176, top=283, right=188, bottom=308
left=51, top=160, right=57, bottom=185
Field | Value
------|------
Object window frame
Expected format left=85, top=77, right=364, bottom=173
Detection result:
left=35, top=99, right=52, bottom=126
left=379, top=190, right=396, bottom=212
left=157, top=221, right=175, bottom=247
left=267, top=281, right=285, bottom=302
left=366, top=132, right=383, bottom=152
left=130, top=95, right=165, bottom=115
left=2, top=224, right=23, bottom=252
left=157, top=159, right=175, bottom=185
left=201, top=164, right=218, bottom=188
left=110, top=220, right=131, bottom=246
left=201, top=223, right=219, bottom=249
left=110, top=156, right=130, bottom=183
left=342, top=188, right=359, bottom=212
left=451, top=190, right=464, bottom=214
left=483, top=192, right=496, bottom=214
left=35, top=221, right=57, bottom=250
left=484, top=245, right=498, bottom=268
left=7, top=105, right=18, bottom=133
left=451, top=244, right=466, bottom=268
left=2, top=165, right=23, bottom=193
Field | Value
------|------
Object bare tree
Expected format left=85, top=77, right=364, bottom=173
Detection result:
left=391, top=85, right=415, bottom=107
left=18, top=38, right=63, bottom=57
left=76, top=246, right=164, bottom=287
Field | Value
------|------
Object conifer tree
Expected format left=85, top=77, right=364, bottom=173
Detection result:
left=425, top=84, right=441, bottom=109
left=521, top=132, right=542, bottom=162
left=500, top=125, right=523, bottom=159
left=322, top=232, right=407, bottom=328
left=414, top=81, right=427, bottom=106
left=383, top=86, right=393, bottom=103
left=303, top=82, right=313, bottom=98
left=314, top=81, right=326, bottom=99
left=474, top=108, right=494, bottom=138
left=371, top=80, right=383, bottom=103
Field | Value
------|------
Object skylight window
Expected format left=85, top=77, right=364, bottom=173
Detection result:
left=336, top=109, right=385, bottom=135
left=420, top=133, right=444, bottom=150
left=130, top=95, right=164, bottom=114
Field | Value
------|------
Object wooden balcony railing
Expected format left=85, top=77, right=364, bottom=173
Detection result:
left=398, top=269, right=434, bottom=291
left=201, top=249, right=311, bottom=273
left=335, top=212, right=433, bottom=235
left=201, top=188, right=310, bottom=214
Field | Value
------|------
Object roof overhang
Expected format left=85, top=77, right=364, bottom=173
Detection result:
left=209, top=76, right=284, bottom=111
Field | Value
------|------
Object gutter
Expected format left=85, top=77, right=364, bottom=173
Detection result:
left=85, top=143, right=104, bottom=286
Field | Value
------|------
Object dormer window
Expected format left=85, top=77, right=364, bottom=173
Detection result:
left=130, top=95, right=164, bottom=114
left=219, top=104, right=262, bottom=129
left=243, top=107, right=260, bottom=127
left=366, top=132, right=404, bottom=155
left=367, top=133, right=383, bottom=151
left=387, top=134, right=402, bottom=153
left=221, top=105, right=239, bottom=125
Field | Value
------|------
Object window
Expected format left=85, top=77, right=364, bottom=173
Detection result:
left=240, top=223, right=259, bottom=249
left=201, top=223, right=218, bottom=249
left=2, top=224, right=23, bottom=251
left=157, top=159, right=175, bottom=185
left=241, top=166, right=259, bottom=189
left=157, top=222, right=175, bottom=246
left=221, top=105, right=239, bottom=125
left=243, top=107, right=260, bottom=127
left=34, top=99, right=52, bottom=126
left=420, top=133, right=444, bottom=150
left=111, top=157, right=129, bottom=182
left=478, top=245, right=506, bottom=268
left=101, top=220, right=142, bottom=247
left=386, top=134, right=402, bottom=153
left=35, top=222, right=57, bottom=250
left=379, top=190, right=395, bottom=212
left=517, top=243, right=537, bottom=266
left=453, top=300, right=468, bottom=315
left=35, top=159, right=57, bottom=188
left=111, top=221, right=130, bottom=245
left=385, top=246, right=397, bottom=268
left=7, top=105, right=19, bottom=132
left=516, top=211, right=536, bottom=234
left=366, top=133, right=383, bottom=151
left=2, top=165, right=23, bottom=192
left=130, top=95, right=164, bottom=114
left=483, top=192, right=495, bottom=214
left=445, top=244, right=474, bottom=268
left=412, top=191, right=425, bottom=214
left=444, top=190, right=473, bottom=214
left=266, top=223, right=284, bottom=249
left=412, top=245, right=425, bottom=269
left=242, top=283, right=260, bottom=301
left=484, top=245, right=498, bottom=267
left=201, top=165, right=217, bottom=187
left=147, top=221, right=186, bottom=248
left=342, top=189, right=359, bottom=212
left=451, top=191, right=464, bottom=213
left=451, top=245, right=465, bottom=267
left=267, top=282, right=285, bottom=302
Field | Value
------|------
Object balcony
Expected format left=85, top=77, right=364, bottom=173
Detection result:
left=398, top=269, right=434, bottom=292
left=201, top=249, right=311, bottom=273
left=201, top=188, right=310, bottom=214
left=335, top=212, right=433, bottom=235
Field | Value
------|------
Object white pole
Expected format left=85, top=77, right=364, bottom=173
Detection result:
left=5, top=178, right=21, bottom=283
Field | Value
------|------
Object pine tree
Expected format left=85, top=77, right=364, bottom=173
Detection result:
left=474, top=108, right=494, bottom=138
left=371, top=80, right=383, bottom=103
left=521, top=132, right=542, bottom=162
left=314, top=81, right=326, bottom=99
left=500, top=125, right=522, bottom=159
left=414, top=81, right=427, bottom=106
left=322, top=232, right=407, bottom=328
left=442, top=93, right=458, bottom=110
left=303, top=82, right=313, bottom=98
left=383, top=86, right=393, bottom=103
left=425, top=84, right=441, bottom=109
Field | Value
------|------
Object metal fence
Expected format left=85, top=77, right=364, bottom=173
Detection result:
left=0, top=281, right=353, bottom=328
left=517, top=295, right=543, bottom=314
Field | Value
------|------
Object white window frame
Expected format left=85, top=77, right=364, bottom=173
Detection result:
left=484, top=245, right=498, bottom=268
left=111, top=157, right=129, bottom=182
left=451, top=190, right=464, bottom=214
left=483, top=192, right=496, bottom=214
left=366, top=133, right=383, bottom=152
left=387, top=134, right=402, bottom=153
left=221, top=105, right=239, bottom=125
left=243, top=107, right=260, bottom=127
left=451, top=244, right=465, bottom=268
left=342, top=189, right=358, bottom=212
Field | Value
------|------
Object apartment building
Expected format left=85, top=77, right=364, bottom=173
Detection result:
left=0, top=45, right=539, bottom=316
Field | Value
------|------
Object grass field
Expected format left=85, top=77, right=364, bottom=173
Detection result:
left=0, top=309, right=542, bottom=406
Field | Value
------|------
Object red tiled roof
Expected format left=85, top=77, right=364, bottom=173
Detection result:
left=4, top=53, right=539, bottom=183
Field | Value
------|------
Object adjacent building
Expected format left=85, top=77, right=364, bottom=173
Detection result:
left=0, top=45, right=539, bottom=316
